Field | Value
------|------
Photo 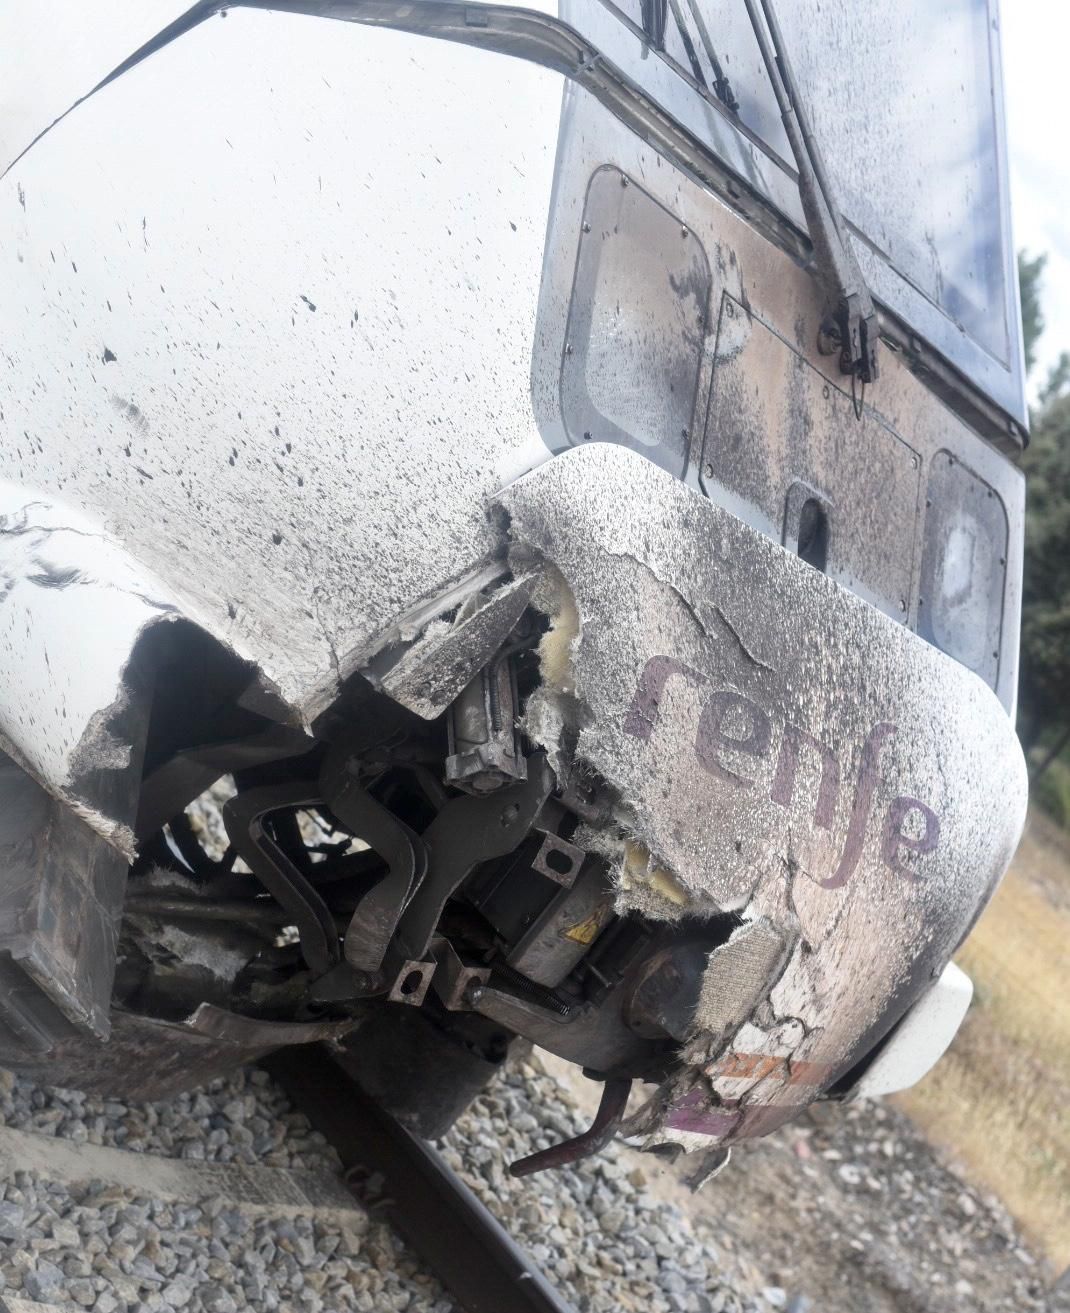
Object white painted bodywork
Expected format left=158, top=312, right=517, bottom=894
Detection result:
left=495, top=444, right=1026, bottom=1143
left=0, top=0, right=1027, bottom=1130
left=851, top=961, right=975, bottom=1100
left=2, top=7, right=562, bottom=737
left=0, top=1, right=189, bottom=171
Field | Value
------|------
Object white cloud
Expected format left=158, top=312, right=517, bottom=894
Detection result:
left=1002, top=0, right=1070, bottom=398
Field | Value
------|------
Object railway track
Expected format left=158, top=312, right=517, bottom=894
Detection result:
left=265, top=1045, right=576, bottom=1313
left=0, top=1043, right=577, bottom=1313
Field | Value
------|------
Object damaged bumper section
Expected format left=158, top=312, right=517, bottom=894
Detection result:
left=0, top=0, right=1028, bottom=1173
left=486, top=444, right=1025, bottom=1146
left=0, top=484, right=297, bottom=1061
left=0, top=446, right=1026, bottom=1156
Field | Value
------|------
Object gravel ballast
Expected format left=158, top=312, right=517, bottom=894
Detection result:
left=0, top=1051, right=1066, bottom=1313
left=0, top=1068, right=338, bottom=1174
left=0, top=1174, right=448, bottom=1312
left=0, top=1058, right=758, bottom=1313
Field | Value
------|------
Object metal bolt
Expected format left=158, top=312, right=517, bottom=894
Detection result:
left=899, top=598, right=907, bottom=613
left=726, top=301, right=735, bottom=318
left=565, top=343, right=573, bottom=356
left=620, top=174, right=629, bottom=187
left=464, top=982, right=486, bottom=1007
left=911, top=454, right=919, bottom=469
left=703, top=462, right=714, bottom=479
left=582, top=222, right=591, bottom=234
left=681, top=226, right=689, bottom=238
left=822, top=384, right=830, bottom=399
left=582, top=430, right=592, bottom=441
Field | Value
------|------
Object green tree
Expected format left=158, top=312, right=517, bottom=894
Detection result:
left=1019, top=250, right=1047, bottom=373
left=1017, top=392, right=1070, bottom=760
left=1015, top=251, right=1070, bottom=780
left=1039, top=350, right=1070, bottom=408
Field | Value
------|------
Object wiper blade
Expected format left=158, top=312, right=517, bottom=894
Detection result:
left=742, top=0, right=879, bottom=389
left=667, top=0, right=713, bottom=93
left=682, top=0, right=739, bottom=112
left=640, top=0, right=739, bottom=112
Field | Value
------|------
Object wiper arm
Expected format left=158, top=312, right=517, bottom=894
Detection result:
left=683, top=0, right=739, bottom=112
left=742, top=0, right=879, bottom=389
left=640, top=0, right=739, bottom=113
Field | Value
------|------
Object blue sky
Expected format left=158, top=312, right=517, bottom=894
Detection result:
left=1003, top=1, right=1070, bottom=396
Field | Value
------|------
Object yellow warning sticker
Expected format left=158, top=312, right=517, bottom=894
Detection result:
left=563, top=906, right=609, bottom=945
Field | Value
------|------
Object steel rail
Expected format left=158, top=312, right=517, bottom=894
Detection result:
left=262, top=1043, right=579, bottom=1313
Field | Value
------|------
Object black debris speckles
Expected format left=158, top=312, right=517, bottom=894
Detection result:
left=102, top=347, right=117, bottom=363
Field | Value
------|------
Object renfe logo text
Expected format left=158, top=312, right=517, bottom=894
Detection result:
left=623, top=656, right=940, bottom=889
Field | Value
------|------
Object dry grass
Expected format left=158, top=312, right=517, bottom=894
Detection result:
left=894, top=811, right=1070, bottom=1270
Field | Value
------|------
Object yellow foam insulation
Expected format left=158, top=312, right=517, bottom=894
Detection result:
left=621, top=840, right=693, bottom=907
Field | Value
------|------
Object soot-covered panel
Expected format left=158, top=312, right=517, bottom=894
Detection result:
left=702, top=295, right=922, bottom=623
left=561, top=168, right=711, bottom=478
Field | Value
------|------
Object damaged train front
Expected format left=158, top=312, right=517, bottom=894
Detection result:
left=0, top=0, right=1029, bottom=1172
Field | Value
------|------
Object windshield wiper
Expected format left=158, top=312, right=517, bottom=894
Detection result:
left=683, top=0, right=738, bottom=111
left=742, top=0, right=879, bottom=393
left=640, top=0, right=739, bottom=112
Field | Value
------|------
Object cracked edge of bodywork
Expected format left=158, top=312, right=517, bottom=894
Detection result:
left=0, top=492, right=301, bottom=860
left=485, top=445, right=1028, bottom=1149
left=362, top=566, right=537, bottom=721
left=509, top=548, right=802, bottom=1139
left=519, top=560, right=732, bottom=924
left=0, top=725, right=139, bottom=861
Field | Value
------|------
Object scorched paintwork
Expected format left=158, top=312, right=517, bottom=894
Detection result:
left=494, top=444, right=1026, bottom=1143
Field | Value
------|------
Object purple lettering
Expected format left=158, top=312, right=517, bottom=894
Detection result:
left=819, top=722, right=897, bottom=890
left=770, top=726, right=841, bottom=830
left=625, top=655, right=942, bottom=894
left=881, top=797, right=940, bottom=879
left=695, top=691, right=771, bottom=787
left=623, top=655, right=705, bottom=741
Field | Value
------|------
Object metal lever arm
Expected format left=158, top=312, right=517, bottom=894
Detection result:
left=396, top=753, right=555, bottom=962
left=223, top=783, right=340, bottom=976
left=321, top=754, right=429, bottom=974
left=743, top=0, right=879, bottom=386
left=509, top=1077, right=633, bottom=1177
